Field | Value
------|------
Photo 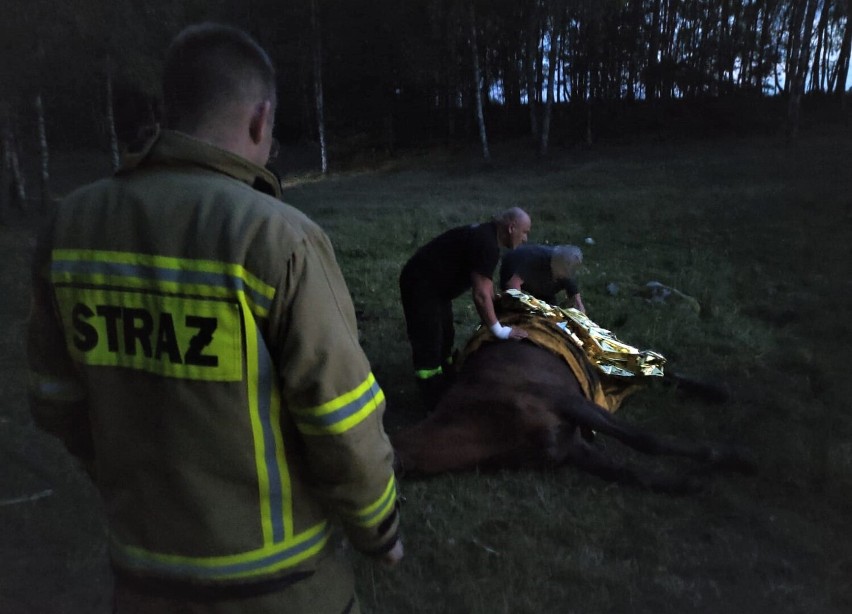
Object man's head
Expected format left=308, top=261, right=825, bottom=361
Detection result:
left=497, top=207, right=532, bottom=249
left=551, top=245, right=583, bottom=281
left=163, top=23, right=277, bottom=166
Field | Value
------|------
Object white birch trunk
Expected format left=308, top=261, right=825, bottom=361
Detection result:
left=311, top=0, right=329, bottom=174
left=36, top=93, right=50, bottom=211
left=106, top=70, right=120, bottom=171
left=9, top=132, right=26, bottom=208
left=540, top=1, right=564, bottom=157
left=468, top=1, right=490, bottom=162
left=525, top=2, right=540, bottom=141
left=0, top=119, right=9, bottom=223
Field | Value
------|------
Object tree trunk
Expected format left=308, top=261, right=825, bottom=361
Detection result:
left=832, top=1, right=851, bottom=102
left=647, top=0, right=663, bottom=99
left=787, top=0, right=819, bottom=141
left=35, top=93, right=50, bottom=212
left=5, top=121, right=26, bottom=210
left=468, top=1, right=490, bottom=162
left=625, top=0, right=644, bottom=101
left=784, top=1, right=807, bottom=95
left=0, top=108, right=10, bottom=225
left=106, top=69, right=120, bottom=172
left=310, top=0, right=329, bottom=174
left=539, top=0, right=565, bottom=157
left=809, top=0, right=830, bottom=91
left=755, top=0, right=778, bottom=92
left=525, top=0, right=541, bottom=142
left=718, top=0, right=731, bottom=94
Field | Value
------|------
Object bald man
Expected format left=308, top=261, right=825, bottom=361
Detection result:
left=399, top=208, right=531, bottom=409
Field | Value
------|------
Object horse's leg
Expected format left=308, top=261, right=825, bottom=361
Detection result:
left=559, top=396, right=755, bottom=472
left=392, top=406, right=526, bottom=476
left=559, top=426, right=703, bottom=494
left=475, top=422, right=573, bottom=470
left=661, top=370, right=730, bottom=403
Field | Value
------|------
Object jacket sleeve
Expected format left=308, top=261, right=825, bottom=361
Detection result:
left=272, top=226, right=399, bottom=556
left=26, top=222, right=93, bottom=462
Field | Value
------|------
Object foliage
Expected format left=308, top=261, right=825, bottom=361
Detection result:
left=1, top=1, right=850, bottom=159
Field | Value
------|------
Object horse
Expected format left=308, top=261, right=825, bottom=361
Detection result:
left=392, top=327, right=755, bottom=493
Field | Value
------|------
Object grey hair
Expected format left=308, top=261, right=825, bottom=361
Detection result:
left=551, top=245, right=583, bottom=280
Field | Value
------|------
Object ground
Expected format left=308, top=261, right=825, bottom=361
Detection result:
left=1, top=129, right=851, bottom=613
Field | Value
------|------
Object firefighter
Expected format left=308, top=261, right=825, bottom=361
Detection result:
left=399, top=207, right=531, bottom=410
left=27, top=23, right=401, bottom=614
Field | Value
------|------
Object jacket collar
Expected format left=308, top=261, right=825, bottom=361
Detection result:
left=119, top=127, right=283, bottom=199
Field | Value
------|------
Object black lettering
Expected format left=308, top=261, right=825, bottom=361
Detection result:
left=72, top=303, right=98, bottom=351
left=96, top=305, right=122, bottom=352
left=184, top=316, right=219, bottom=367
left=154, top=313, right=182, bottom=364
left=123, top=308, right=154, bottom=357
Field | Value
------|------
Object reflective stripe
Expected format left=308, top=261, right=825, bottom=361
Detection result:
left=110, top=522, right=330, bottom=581
left=349, top=475, right=397, bottom=528
left=27, top=371, right=86, bottom=402
left=252, top=326, right=291, bottom=543
left=51, top=249, right=294, bottom=550
left=50, top=249, right=275, bottom=318
left=414, top=366, right=442, bottom=380
left=291, top=373, right=385, bottom=436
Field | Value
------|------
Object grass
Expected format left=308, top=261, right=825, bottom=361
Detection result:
left=1, top=123, right=851, bottom=613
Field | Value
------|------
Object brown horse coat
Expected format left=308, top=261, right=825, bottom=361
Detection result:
left=392, top=339, right=754, bottom=491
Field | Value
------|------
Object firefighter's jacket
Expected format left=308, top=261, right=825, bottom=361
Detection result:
left=27, top=129, right=400, bottom=591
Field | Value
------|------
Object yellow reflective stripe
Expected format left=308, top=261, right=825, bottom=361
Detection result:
left=291, top=373, right=385, bottom=436
left=348, top=474, right=397, bottom=528
left=246, top=320, right=293, bottom=545
left=50, top=249, right=275, bottom=319
left=111, top=522, right=330, bottom=581
left=246, top=315, right=274, bottom=544
left=268, top=367, right=294, bottom=539
left=415, top=366, right=442, bottom=380
left=27, top=371, right=86, bottom=402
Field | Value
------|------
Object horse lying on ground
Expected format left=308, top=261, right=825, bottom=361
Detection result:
left=392, top=338, right=755, bottom=493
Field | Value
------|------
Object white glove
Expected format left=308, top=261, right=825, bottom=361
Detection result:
left=489, top=322, right=512, bottom=340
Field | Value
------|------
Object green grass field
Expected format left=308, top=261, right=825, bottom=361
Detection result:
left=1, top=125, right=850, bottom=613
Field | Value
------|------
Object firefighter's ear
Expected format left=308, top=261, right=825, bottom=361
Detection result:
left=249, top=100, right=273, bottom=145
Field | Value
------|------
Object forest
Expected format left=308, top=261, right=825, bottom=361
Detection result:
left=0, top=0, right=850, bottom=193
left=2, top=2, right=852, bottom=612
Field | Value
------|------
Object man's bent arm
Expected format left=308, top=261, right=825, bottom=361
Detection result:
left=471, top=271, right=527, bottom=340
left=274, top=226, right=401, bottom=559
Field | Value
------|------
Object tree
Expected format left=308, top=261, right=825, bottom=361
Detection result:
left=786, top=0, right=820, bottom=141
left=538, top=0, right=566, bottom=156
left=468, top=0, right=491, bottom=161
left=310, top=0, right=329, bottom=173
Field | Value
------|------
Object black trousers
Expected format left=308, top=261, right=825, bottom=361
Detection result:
left=399, top=270, right=454, bottom=378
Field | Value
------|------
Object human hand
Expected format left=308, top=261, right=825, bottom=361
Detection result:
left=508, top=327, right=528, bottom=340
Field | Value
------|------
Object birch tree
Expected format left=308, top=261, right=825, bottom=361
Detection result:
left=311, top=0, right=329, bottom=174
left=35, top=94, right=50, bottom=211
left=539, top=0, right=566, bottom=156
left=468, top=0, right=491, bottom=162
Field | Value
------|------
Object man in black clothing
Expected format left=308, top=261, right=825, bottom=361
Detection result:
left=500, top=244, right=585, bottom=312
left=399, top=207, right=531, bottom=409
